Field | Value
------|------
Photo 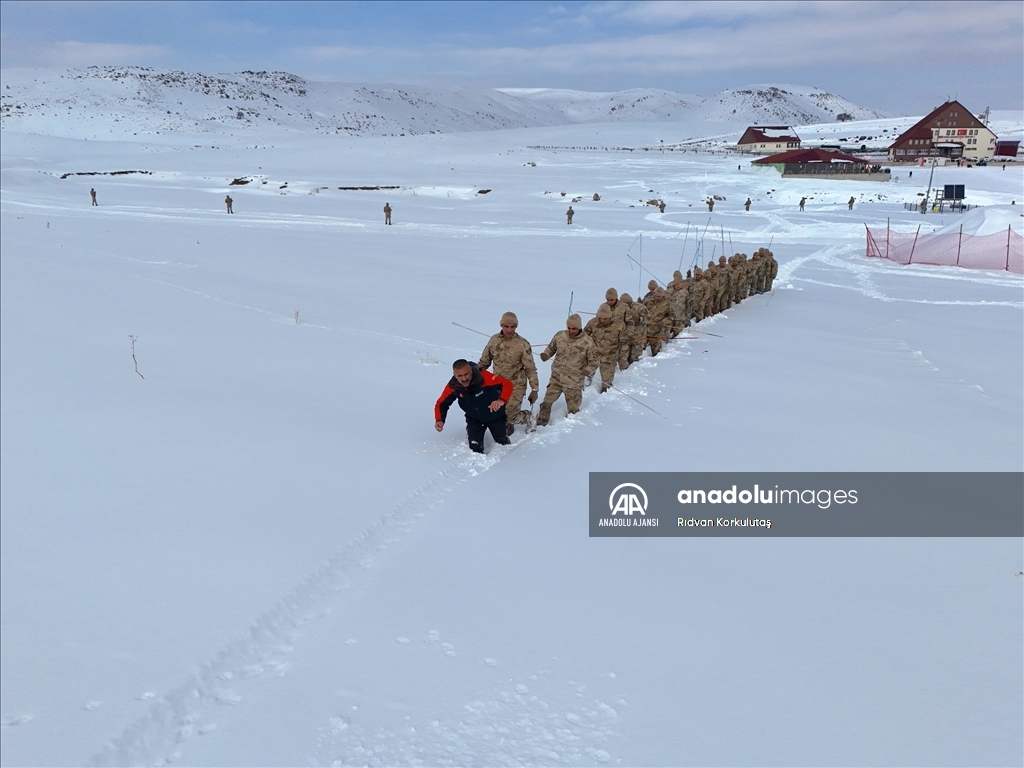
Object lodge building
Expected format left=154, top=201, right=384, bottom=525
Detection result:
left=887, top=100, right=997, bottom=162
left=736, top=126, right=801, bottom=154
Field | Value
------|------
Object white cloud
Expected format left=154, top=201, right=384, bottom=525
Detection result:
left=1, top=40, right=170, bottom=68
left=436, top=2, right=1022, bottom=77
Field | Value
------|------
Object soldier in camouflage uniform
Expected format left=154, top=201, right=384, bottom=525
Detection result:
left=716, top=255, right=732, bottom=311
left=645, top=287, right=673, bottom=356
left=603, top=288, right=629, bottom=365
left=537, top=314, right=598, bottom=426
left=478, top=311, right=540, bottom=434
left=691, top=267, right=709, bottom=322
left=728, top=255, right=745, bottom=305
left=620, top=293, right=648, bottom=365
left=752, top=250, right=767, bottom=294
left=703, top=261, right=719, bottom=317
left=641, top=278, right=659, bottom=305
left=764, top=249, right=778, bottom=291
left=665, top=269, right=688, bottom=336
left=584, top=303, right=626, bottom=392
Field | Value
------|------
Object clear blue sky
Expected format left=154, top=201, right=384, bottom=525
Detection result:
left=1, top=1, right=1021, bottom=114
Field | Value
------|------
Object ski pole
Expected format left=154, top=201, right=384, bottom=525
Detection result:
left=606, top=383, right=668, bottom=419
left=568, top=291, right=574, bottom=317
left=452, top=321, right=489, bottom=337
left=626, top=254, right=664, bottom=285
left=688, top=327, right=725, bottom=338
left=549, top=358, right=669, bottom=420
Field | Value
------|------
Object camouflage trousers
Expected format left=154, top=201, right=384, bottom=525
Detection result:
left=536, top=380, right=583, bottom=425
left=717, top=289, right=729, bottom=311
left=647, top=323, right=670, bottom=356
left=628, top=338, right=646, bottom=364
left=597, top=358, right=617, bottom=392
left=498, top=372, right=531, bottom=425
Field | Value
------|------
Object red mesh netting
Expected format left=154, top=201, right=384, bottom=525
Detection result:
left=866, top=225, right=1023, bottom=273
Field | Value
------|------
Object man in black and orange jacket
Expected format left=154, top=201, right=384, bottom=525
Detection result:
left=435, top=359, right=513, bottom=453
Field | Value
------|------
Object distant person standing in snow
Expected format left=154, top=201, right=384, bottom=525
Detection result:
left=225, top=195, right=234, bottom=214
left=744, top=197, right=752, bottom=211
left=658, top=201, right=666, bottom=213
left=434, top=360, right=512, bottom=454
left=848, top=196, right=855, bottom=210
left=566, top=205, right=574, bottom=225
left=384, top=202, right=392, bottom=225
left=477, top=312, right=540, bottom=435
left=90, top=188, right=98, bottom=206
left=707, top=198, right=715, bottom=212
left=798, top=197, right=806, bottom=211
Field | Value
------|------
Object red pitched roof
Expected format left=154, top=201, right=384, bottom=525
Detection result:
left=890, top=100, right=986, bottom=148
left=738, top=126, right=800, bottom=145
left=752, top=148, right=866, bottom=164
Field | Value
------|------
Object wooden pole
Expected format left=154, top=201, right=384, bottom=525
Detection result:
left=1008, top=226, right=1013, bottom=271
left=909, top=224, right=921, bottom=263
left=956, top=224, right=963, bottom=266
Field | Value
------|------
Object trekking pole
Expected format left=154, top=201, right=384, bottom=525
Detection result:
left=689, top=327, right=725, bottom=338
left=626, top=254, right=665, bottom=285
left=606, top=383, right=669, bottom=419
left=678, top=223, right=690, bottom=272
left=452, top=321, right=489, bottom=337
left=568, top=291, right=574, bottom=317
left=549, top=353, right=669, bottom=419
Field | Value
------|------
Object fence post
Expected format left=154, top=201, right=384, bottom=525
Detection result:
left=1008, top=226, right=1012, bottom=271
left=956, top=224, right=963, bottom=266
left=886, top=217, right=890, bottom=260
left=909, top=224, right=921, bottom=263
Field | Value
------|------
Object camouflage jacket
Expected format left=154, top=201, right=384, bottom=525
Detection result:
left=540, top=330, right=598, bottom=387
left=583, top=318, right=626, bottom=359
left=646, top=296, right=673, bottom=330
left=623, top=301, right=649, bottom=336
left=478, top=332, right=539, bottom=389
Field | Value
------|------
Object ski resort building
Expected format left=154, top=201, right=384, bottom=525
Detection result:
left=752, top=148, right=889, bottom=180
left=736, top=126, right=801, bottom=154
left=887, top=100, right=998, bottom=162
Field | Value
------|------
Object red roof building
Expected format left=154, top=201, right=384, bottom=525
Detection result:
left=752, top=148, right=886, bottom=179
left=752, top=148, right=866, bottom=165
left=888, top=100, right=997, bottom=162
left=737, top=126, right=801, bottom=154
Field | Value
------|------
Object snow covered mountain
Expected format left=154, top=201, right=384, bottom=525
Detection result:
left=0, top=66, right=886, bottom=140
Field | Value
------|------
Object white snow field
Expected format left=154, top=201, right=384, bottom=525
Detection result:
left=1, top=75, right=1023, bottom=768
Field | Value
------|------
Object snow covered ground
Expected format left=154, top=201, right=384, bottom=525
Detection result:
left=2, top=106, right=1022, bottom=767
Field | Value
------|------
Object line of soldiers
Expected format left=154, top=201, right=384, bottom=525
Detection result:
left=471, top=248, right=778, bottom=437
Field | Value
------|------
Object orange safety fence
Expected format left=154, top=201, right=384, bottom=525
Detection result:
left=865, top=222, right=1023, bottom=274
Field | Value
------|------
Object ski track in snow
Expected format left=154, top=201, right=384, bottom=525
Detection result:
left=776, top=245, right=1023, bottom=307
left=86, top=334, right=685, bottom=766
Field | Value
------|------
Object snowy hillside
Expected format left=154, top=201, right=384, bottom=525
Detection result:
left=681, top=83, right=886, bottom=124
left=1, top=66, right=885, bottom=140
left=1, top=78, right=1022, bottom=767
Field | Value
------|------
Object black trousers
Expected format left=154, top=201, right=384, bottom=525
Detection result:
left=466, top=415, right=509, bottom=453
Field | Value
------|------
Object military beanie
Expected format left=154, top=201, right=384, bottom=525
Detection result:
left=566, top=314, right=583, bottom=330
left=596, top=303, right=612, bottom=319
left=605, top=287, right=618, bottom=302
left=648, top=279, right=658, bottom=290
left=500, top=311, right=519, bottom=326
left=620, top=293, right=633, bottom=303
left=673, top=270, right=683, bottom=280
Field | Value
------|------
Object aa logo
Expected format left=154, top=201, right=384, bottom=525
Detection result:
left=609, top=483, right=648, bottom=516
